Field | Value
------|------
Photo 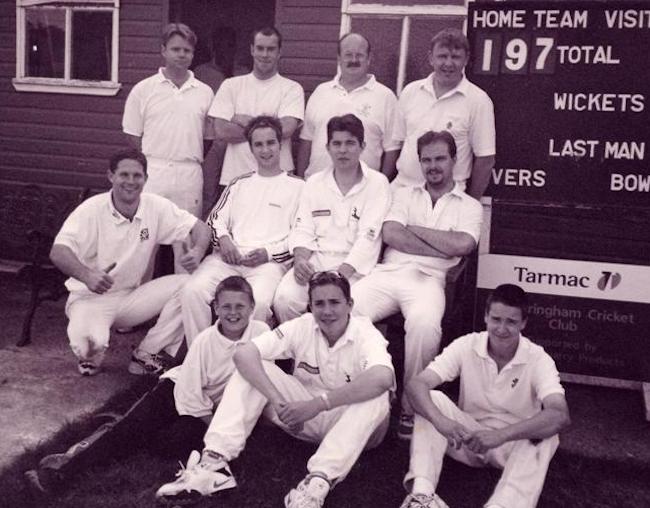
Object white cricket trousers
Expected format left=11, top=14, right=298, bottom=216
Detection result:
left=65, top=275, right=189, bottom=362
left=273, top=254, right=361, bottom=323
left=352, top=266, right=445, bottom=414
left=405, top=391, right=558, bottom=508
left=144, top=158, right=203, bottom=273
left=181, top=253, right=287, bottom=343
left=203, top=361, right=390, bottom=482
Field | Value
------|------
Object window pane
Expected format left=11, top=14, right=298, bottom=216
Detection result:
left=26, top=9, right=65, bottom=78
left=72, top=11, right=112, bottom=80
left=405, top=16, right=464, bottom=85
left=350, top=17, right=403, bottom=93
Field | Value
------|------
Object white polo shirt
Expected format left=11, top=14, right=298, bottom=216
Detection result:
left=165, top=319, right=270, bottom=418
left=122, top=69, right=214, bottom=163
left=253, top=313, right=394, bottom=392
left=382, top=183, right=482, bottom=276
left=208, top=72, right=305, bottom=185
left=207, top=171, right=305, bottom=263
left=427, top=331, right=565, bottom=430
left=54, top=192, right=197, bottom=295
left=301, top=75, right=400, bottom=178
left=393, top=74, right=495, bottom=188
left=289, top=162, right=391, bottom=275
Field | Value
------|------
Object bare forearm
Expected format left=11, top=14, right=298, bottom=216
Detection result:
left=406, top=377, right=446, bottom=427
left=295, top=140, right=311, bottom=178
left=382, top=222, right=446, bottom=257
left=49, top=244, right=89, bottom=281
left=499, top=407, right=570, bottom=443
left=125, top=134, right=142, bottom=151
left=280, top=117, right=300, bottom=140
left=380, top=150, right=399, bottom=180
left=293, top=246, right=313, bottom=262
left=190, top=220, right=211, bottom=254
left=213, top=119, right=247, bottom=144
left=467, top=155, right=495, bottom=200
left=407, top=226, right=476, bottom=257
left=325, top=366, right=393, bottom=408
left=233, top=345, right=285, bottom=405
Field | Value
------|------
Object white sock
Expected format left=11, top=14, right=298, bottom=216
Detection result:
left=412, top=477, right=435, bottom=496
left=201, top=449, right=225, bottom=469
left=306, top=475, right=330, bottom=499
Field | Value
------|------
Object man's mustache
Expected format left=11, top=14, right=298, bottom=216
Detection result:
left=346, top=62, right=362, bottom=68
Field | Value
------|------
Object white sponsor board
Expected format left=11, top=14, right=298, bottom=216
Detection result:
left=477, top=253, right=650, bottom=304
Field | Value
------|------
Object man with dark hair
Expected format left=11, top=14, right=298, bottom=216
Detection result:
left=296, top=32, right=400, bottom=179
left=180, top=115, right=304, bottom=343
left=123, top=23, right=214, bottom=271
left=49, top=149, right=211, bottom=376
left=389, top=27, right=496, bottom=199
left=400, top=284, right=570, bottom=508
left=273, top=113, right=391, bottom=322
left=157, top=271, right=395, bottom=508
left=352, top=130, right=482, bottom=440
left=208, top=26, right=304, bottom=186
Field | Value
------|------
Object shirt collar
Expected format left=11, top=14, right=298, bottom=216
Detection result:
left=107, top=191, right=143, bottom=223
left=323, top=160, right=371, bottom=196
left=421, top=73, right=470, bottom=98
left=332, top=74, right=377, bottom=92
left=312, top=315, right=356, bottom=352
left=474, top=332, right=531, bottom=366
left=419, top=181, right=465, bottom=199
left=156, top=68, right=199, bottom=89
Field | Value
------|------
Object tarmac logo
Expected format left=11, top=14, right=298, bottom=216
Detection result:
left=597, top=271, right=621, bottom=291
left=139, top=228, right=149, bottom=241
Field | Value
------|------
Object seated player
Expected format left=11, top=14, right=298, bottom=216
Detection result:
left=273, top=113, right=391, bottom=322
left=26, top=276, right=268, bottom=492
left=181, top=115, right=304, bottom=343
left=401, top=284, right=571, bottom=508
left=156, top=271, right=395, bottom=508
left=352, top=130, right=482, bottom=439
left=49, top=149, right=211, bottom=376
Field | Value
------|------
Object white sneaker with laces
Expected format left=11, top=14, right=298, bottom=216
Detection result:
left=285, top=475, right=330, bottom=508
left=399, top=492, right=449, bottom=508
left=155, top=450, right=237, bottom=504
left=128, top=348, right=165, bottom=375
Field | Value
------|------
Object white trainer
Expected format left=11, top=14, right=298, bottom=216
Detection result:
left=399, top=492, right=449, bottom=508
left=285, top=475, right=330, bottom=508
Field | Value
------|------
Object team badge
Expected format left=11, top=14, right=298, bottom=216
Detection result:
left=358, top=103, right=372, bottom=117
left=351, top=207, right=360, bottom=220
left=511, top=378, right=519, bottom=388
left=139, top=228, right=149, bottom=241
left=446, top=121, right=453, bottom=130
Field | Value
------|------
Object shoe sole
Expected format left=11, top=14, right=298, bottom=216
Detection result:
left=157, top=482, right=236, bottom=506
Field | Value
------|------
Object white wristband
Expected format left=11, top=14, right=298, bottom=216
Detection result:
left=320, top=392, right=331, bottom=410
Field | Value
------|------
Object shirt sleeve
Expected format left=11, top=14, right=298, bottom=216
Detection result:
left=469, top=92, right=496, bottom=157
left=532, top=352, right=565, bottom=402
left=343, top=175, right=391, bottom=275
left=426, top=335, right=468, bottom=383
left=455, top=198, right=484, bottom=244
left=53, top=201, right=97, bottom=261
left=278, top=81, right=305, bottom=121
left=122, top=82, right=145, bottom=136
left=154, top=197, right=198, bottom=245
left=355, top=319, right=395, bottom=388
left=172, top=333, right=219, bottom=417
left=252, top=318, right=303, bottom=361
left=208, top=78, right=236, bottom=120
left=384, top=186, right=411, bottom=226
left=266, top=180, right=304, bottom=262
left=391, top=90, right=409, bottom=144
left=381, top=90, right=402, bottom=152
left=299, top=90, right=318, bottom=141
left=288, top=181, right=318, bottom=252
left=206, top=177, right=237, bottom=245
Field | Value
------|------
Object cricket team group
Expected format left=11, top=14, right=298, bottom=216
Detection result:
left=46, top=21, right=571, bottom=508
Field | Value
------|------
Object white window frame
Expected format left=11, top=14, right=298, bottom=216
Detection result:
left=13, top=0, right=121, bottom=96
left=341, top=0, right=471, bottom=94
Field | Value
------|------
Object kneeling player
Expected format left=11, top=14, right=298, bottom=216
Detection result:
left=400, top=284, right=570, bottom=508
left=156, top=271, right=395, bottom=507
left=27, top=277, right=267, bottom=491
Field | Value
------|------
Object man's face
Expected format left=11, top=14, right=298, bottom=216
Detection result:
left=310, top=284, right=352, bottom=343
left=251, top=33, right=281, bottom=79
left=108, top=158, right=147, bottom=206
left=419, top=140, right=455, bottom=188
left=327, top=130, right=364, bottom=173
left=484, top=302, right=527, bottom=351
left=161, top=34, right=194, bottom=72
left=429, top=43, right=468, bottom=89
left=250, top=127, right=281, bottom=171
left=338, top=34, right=371, bottom=82
left=213, top=290, right=254, bottom=340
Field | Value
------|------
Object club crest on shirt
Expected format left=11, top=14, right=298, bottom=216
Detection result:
left=357, top=103, right=372, bottom=117
left=351, top=207, right=360, bottom=220
left=139, top=228, right=149, bottom=241
left=511, top=378, right=519, bottom=388
left=366, top=228, right=376, bottom=241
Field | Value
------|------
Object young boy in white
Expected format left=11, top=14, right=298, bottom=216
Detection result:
left=209, top=26, right=304, bottom=186
left=273, top=113, right=391, bottom=322
left=180, top=116, right=304, bottom=343
left=352, top=130, right=482, bottom=439
left=156, top=272, right=395, bottom=508
left=400, top=284, right=571, bottom=508
left=49, top=149, right=211, bottom=376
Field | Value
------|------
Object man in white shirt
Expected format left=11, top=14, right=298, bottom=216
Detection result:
left=273, top=113, right=391, bottom=322
left=122, top=23, right=213, bottom=270
left=296, top=32, right=400, bottom=179
left=209, top=26, right=304, bottom=186
left=400, top=284, right=570, bottom=508
left=352, top=130, right=482, bottom=439
left=389, top=28, right=496, bottom=199
left=49, top=149, right=211, bottom=376
left=156, top=271, right=395, bottom=508
left=181, top=116, right=304, bottom=343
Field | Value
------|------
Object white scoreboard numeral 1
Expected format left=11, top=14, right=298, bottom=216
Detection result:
left=482, top=38, right=494, bottom=72
left=505, top=38, right=528, bottom=71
